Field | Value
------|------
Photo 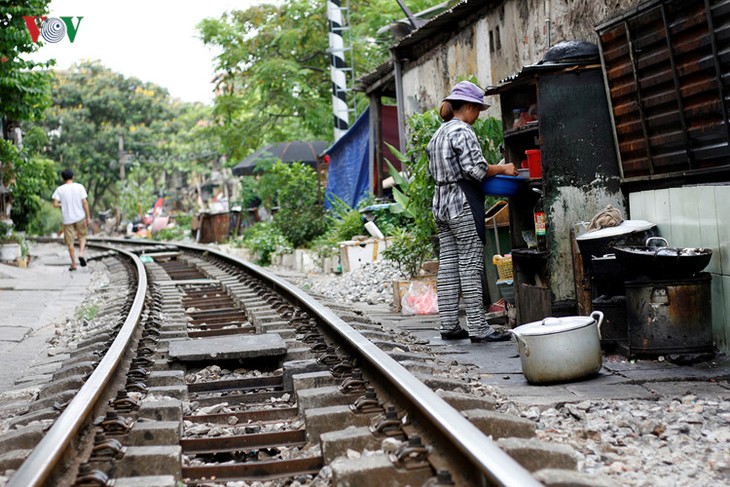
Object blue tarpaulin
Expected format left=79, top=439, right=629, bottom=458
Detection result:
left=323, top=108, right=370, bottom=209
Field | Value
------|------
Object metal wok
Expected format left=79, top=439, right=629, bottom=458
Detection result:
left=613, top=237, right=712, bottom=280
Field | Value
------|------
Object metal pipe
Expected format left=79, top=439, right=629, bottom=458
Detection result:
left=661, top=2, right=693, bottom=168
left=393, top=55, right=407, bottom=153
left=624, top=18, right=656, bottom=174
left=395, top=0, right=419, bottom=29
left=704, top=0, right=730, bottom=149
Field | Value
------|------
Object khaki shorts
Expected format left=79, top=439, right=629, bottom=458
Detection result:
left=63, top=219, right=88, bottom=246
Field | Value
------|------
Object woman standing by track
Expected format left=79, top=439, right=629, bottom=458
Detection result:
left=427, top=81, right=517, bottom=343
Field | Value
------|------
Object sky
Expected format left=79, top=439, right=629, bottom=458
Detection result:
left=28, top=0, right=273, bottom=104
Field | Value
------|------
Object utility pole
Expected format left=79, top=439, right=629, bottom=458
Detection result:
left=118, top=134, right=126, bottom=180
left=327, top=0, right=352, bottom=141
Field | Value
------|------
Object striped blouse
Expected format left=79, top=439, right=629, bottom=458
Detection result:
left=426, top=119, right=489, bottom=222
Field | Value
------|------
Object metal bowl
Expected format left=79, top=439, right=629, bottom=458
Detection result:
left=613, top=245, right=712, bottom=280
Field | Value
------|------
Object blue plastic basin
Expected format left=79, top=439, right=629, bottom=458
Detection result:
left=481, top=175, right=525, bottom=197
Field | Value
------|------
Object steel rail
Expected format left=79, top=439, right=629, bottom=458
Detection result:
left=96, top=238, right=539, bottom=487
left=8, top=244, right=147, bottom=487
left=219, top=253, right=541, bottom=487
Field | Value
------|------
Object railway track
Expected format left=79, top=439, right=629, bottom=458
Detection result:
left=1, top=239, right=588, bottom=487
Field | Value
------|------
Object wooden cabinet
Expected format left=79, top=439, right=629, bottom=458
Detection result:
left=486, top=61, right=625, bottom=325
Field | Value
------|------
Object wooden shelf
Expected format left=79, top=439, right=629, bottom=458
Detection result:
left=503, top=122, right=538, bottom=139
left=511, top=248, right=548, bottom=261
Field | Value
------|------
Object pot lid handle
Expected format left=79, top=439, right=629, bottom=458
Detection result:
left=542, top=317, right=562, bottom=327
left=645, top=236, right=668, bottom=248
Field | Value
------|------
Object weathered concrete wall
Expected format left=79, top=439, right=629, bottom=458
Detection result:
left=401, top=0, right=639, bottom=118
left=487, top=0, right=638, bottom=84
left=549, top=185, right=625, bottom=301
left=401, top=19, right=493, bottom=119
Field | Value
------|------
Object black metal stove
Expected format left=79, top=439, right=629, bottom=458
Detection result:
left=625, top=273, right=713, bottom=357
left=577, top=228, right=715, bottom=360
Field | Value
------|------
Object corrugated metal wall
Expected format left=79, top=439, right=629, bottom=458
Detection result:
left=597, top=0, right=730, bottom=180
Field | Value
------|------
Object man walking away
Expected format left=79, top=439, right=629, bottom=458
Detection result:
left=52, top=169, right=91, bottom=271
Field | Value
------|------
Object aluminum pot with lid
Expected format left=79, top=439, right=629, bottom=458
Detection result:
left=509, top=311, right=604, bottom=384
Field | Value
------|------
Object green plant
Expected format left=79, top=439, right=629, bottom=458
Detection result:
left=238, top=176, right=261, bottom=208
left=1, top=140, right=57, bottom=233
left=327, top=195, right=367, bottom=241
left=473, top=116, right=504, bottom=165
left=116, top=169, right=156, bottom=222
left=269, top=161, right=327, bottom=248
left=15, top=232, right=29, bottom=258
left=370, top=206, right=411, bottom=236
left=308, top=195, right=371, bottom=263
left=77, top=303, right=100, bottom=321
left=8, top=153, right=57, bottom=231
left=0, top=222, right=12, bottom=244
left=382, top=109, right=440, bottom=278
left=382, top=227, right=433, bottom=279
left=383, top=106, right=504, bottom=278
left=240, top=221, right=292, bottom=265
left=26, top=200, right=63, bottom=236
left=152, top=214, right=193, bottom=241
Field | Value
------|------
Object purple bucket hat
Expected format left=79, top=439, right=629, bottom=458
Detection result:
left=443, top=81, right=490, bottom=111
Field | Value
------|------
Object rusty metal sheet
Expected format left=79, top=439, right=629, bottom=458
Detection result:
left=625, top=274, right=713, bottom=355
left=181, top=429, right=306, bottom=454
left=187, top=375, right=283, bottom=394
left=184, top=406, right=299, bottom=425
left=597, top=0, right=730, bottom=182
left=182, top=456, right=323, bottom=482
left=188, top=327, right=256, bottom=338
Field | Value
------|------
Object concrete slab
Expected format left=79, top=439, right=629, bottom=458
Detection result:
left=643, top=380, right=730, bottom=398
left=114, top=476, right=177, bottom=487
left=167, top=334, right=287, bottom=362
left=0, top=242, right=92, bottom=394
left=565, top=383, right=656, bottom=401
left=0, top=326, right=38, bottom=342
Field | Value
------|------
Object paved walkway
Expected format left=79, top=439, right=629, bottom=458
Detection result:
left=0, top=241, right=92, bottom=393
left=352, top=302, right=730, bottom=406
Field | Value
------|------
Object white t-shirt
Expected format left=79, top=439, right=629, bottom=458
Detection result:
left=52, top=182, right=88, bottom=225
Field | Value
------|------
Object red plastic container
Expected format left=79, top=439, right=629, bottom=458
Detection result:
left=525, top=149, right=542, bottom=178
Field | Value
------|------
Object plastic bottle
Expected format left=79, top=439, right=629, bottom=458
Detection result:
left=533, top=189, right=547, bottom=251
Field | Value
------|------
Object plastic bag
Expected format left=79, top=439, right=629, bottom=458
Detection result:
left=401, top=281, right=439, bottom=315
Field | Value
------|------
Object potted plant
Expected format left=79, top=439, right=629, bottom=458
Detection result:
left=16, top=233, right=29, bottom=268
left=0, top=221, right=21, bottom=263
left=382, top=111, right=440, bottom=312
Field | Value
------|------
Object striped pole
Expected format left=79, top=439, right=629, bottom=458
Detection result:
left=327, top=0, right=349, bottom=141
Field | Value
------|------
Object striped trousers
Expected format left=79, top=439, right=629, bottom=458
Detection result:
left=436, top=203, right=490, bottom=336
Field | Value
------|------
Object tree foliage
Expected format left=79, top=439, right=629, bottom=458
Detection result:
left=0, top=0, right=54, bottom=128
left=198, top=0, right=438, bottom=162
left=0, top=132, right=57, bottom=232
left=270, top=161, right=327, bottom=248
left=28, top=61, right=219, bottom=217
left=9, top=151, right=56, bottom=230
